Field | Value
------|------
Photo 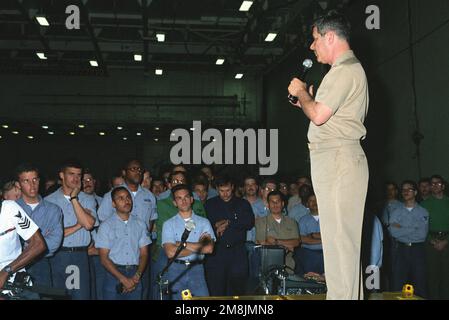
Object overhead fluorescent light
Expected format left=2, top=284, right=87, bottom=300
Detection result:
left=117, top=126, right=123, bottom=130
left=89, top=60, right=98, bottom=67
left=78, top=124, right=85, bottom=128
left=239, top=1, right=254, bottom=12
left=69, top=131, right=75, bottom=135
left=2, top=125, right=9, bottom=129
left=99, top=132, right=105, bottom=136
left=216, top=58, right=225, bottom=65
left=42, top=125, right=49, bottom=129
left=12, top=131, right=19, bottom=135
left=154, top=127, right=160, bottom=131
left=154, top=138, right=158, bottom=142
left=136, top=132, right=142, bottom=136
left=36, top=16, right=49, bottom=26
left=36, top=52, right=47, bottom=60
left=123, top=137, right=128, bottom=141
left=235, top=73, right=244, bottom=79
left=27, top=136, right=34, bottom=140
left=156, top=33, right=165, bottom=42
left=134, top=54, right=142, bottom=61
left=155, top=69, right=163, bottom=75
left=48, top=131, right=54, bottom=135
left=265, top=33, right=277, bottom=42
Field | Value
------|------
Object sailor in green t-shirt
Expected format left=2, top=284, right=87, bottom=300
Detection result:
left=421, top=175, right=449, bottom=299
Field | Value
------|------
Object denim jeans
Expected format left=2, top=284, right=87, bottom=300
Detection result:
left=103, top=265, right=142, bottom=300
left=166, top=263, right=209, bottom=300
left=50, top=250, right=90, bottom=300
left=27, top=257, right=52, bottom=287
left=88, top=255, right=106, bottom=300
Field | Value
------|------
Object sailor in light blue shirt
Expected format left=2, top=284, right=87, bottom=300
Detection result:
left=16, top=196, right=63, bottom=257
left=99, top=184, right=157, bottom=228
left=370, top=215, right=383, bottom=268
left=388, top=203, right=429, bottom=244
left=96, top=205, right=151, bottom=265
left=45, top=187, right=98, bottom=247
left=388, top=180, right=429, bottom=297
left=96, top=187, right=151, bottom=300
left=289, top=203, right=310, bottom=227
left=44, top=161, right=97, bottom=300
left=161, top=184, right=215, bottom=300
left=97, top=159, right=157, bottom=230
left=299, top=213, right=322, bottom=250
left=14, top=164, right=64, bottom=287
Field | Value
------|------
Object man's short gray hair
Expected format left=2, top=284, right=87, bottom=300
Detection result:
left=312, top=10, right=351, bottom=41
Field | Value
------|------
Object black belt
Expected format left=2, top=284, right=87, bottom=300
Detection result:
left=115, top=264, right=138, bottom=270
left=397, top=241, right=425, bottom=247
left=60, top=246, right=88, bottom=252
left=173, top=259, right=203, bottom=266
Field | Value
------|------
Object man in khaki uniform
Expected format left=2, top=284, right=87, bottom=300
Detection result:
left=288, top=11, right=369, bottom=299
left=255, top=191, right=300, bottom=273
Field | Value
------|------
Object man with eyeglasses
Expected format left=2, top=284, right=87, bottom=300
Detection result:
left=14, top=163, right=63, bottom=288
left=421, top=175, right=449, bottom=299
left=150, top=171, right=206, bottom=299
left=82, top=170, right=105, bottom=300
left=98, top=159, right=157, bottom=299
left=388, top=180, right=428, bottom=298
left=157, top=165, right=188, bottom=200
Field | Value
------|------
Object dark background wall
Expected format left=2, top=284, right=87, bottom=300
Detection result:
left=264, top=0, right=449, bottom=201
left=1, top=0, right=448, bottom=201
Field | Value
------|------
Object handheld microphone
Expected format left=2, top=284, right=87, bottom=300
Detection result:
left=288, top=59, right=313, bottom=104
left=180, top=219, right=196, bottom=243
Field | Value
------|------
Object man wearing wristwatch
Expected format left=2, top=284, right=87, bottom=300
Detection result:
left=162, top=184, right=214, bottom=300
left=95, top=187, right=151, bottom=300
left=0, top=200, right=47, bottom=295
left=45, top=159, right=98, bottom=300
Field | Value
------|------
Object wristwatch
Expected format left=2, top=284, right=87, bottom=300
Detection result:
left=135, top=271, right=142, bottom=279
left=70, top=195, right=79, bottom=202
left=1, top=265, right=14, bottom=277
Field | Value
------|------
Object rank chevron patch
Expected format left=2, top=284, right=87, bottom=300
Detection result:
left=16, top=211, right=31, bottom=229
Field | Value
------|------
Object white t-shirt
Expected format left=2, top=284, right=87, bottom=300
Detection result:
left=26, top=202, right=39, bottom=211
left=0, top=200, right=39, bottom=271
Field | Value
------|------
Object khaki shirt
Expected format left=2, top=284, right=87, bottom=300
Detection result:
left=255, top=214, right=299, bottom=272
left=308, top=50, right=369, bottom=143
left=255, top=214, right=299, bottom=242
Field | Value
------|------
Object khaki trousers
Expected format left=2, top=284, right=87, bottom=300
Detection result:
left=309, top=140, right=369, bottom=300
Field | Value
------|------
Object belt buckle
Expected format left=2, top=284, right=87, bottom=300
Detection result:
left=185, top=260, right=191, bottom=266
